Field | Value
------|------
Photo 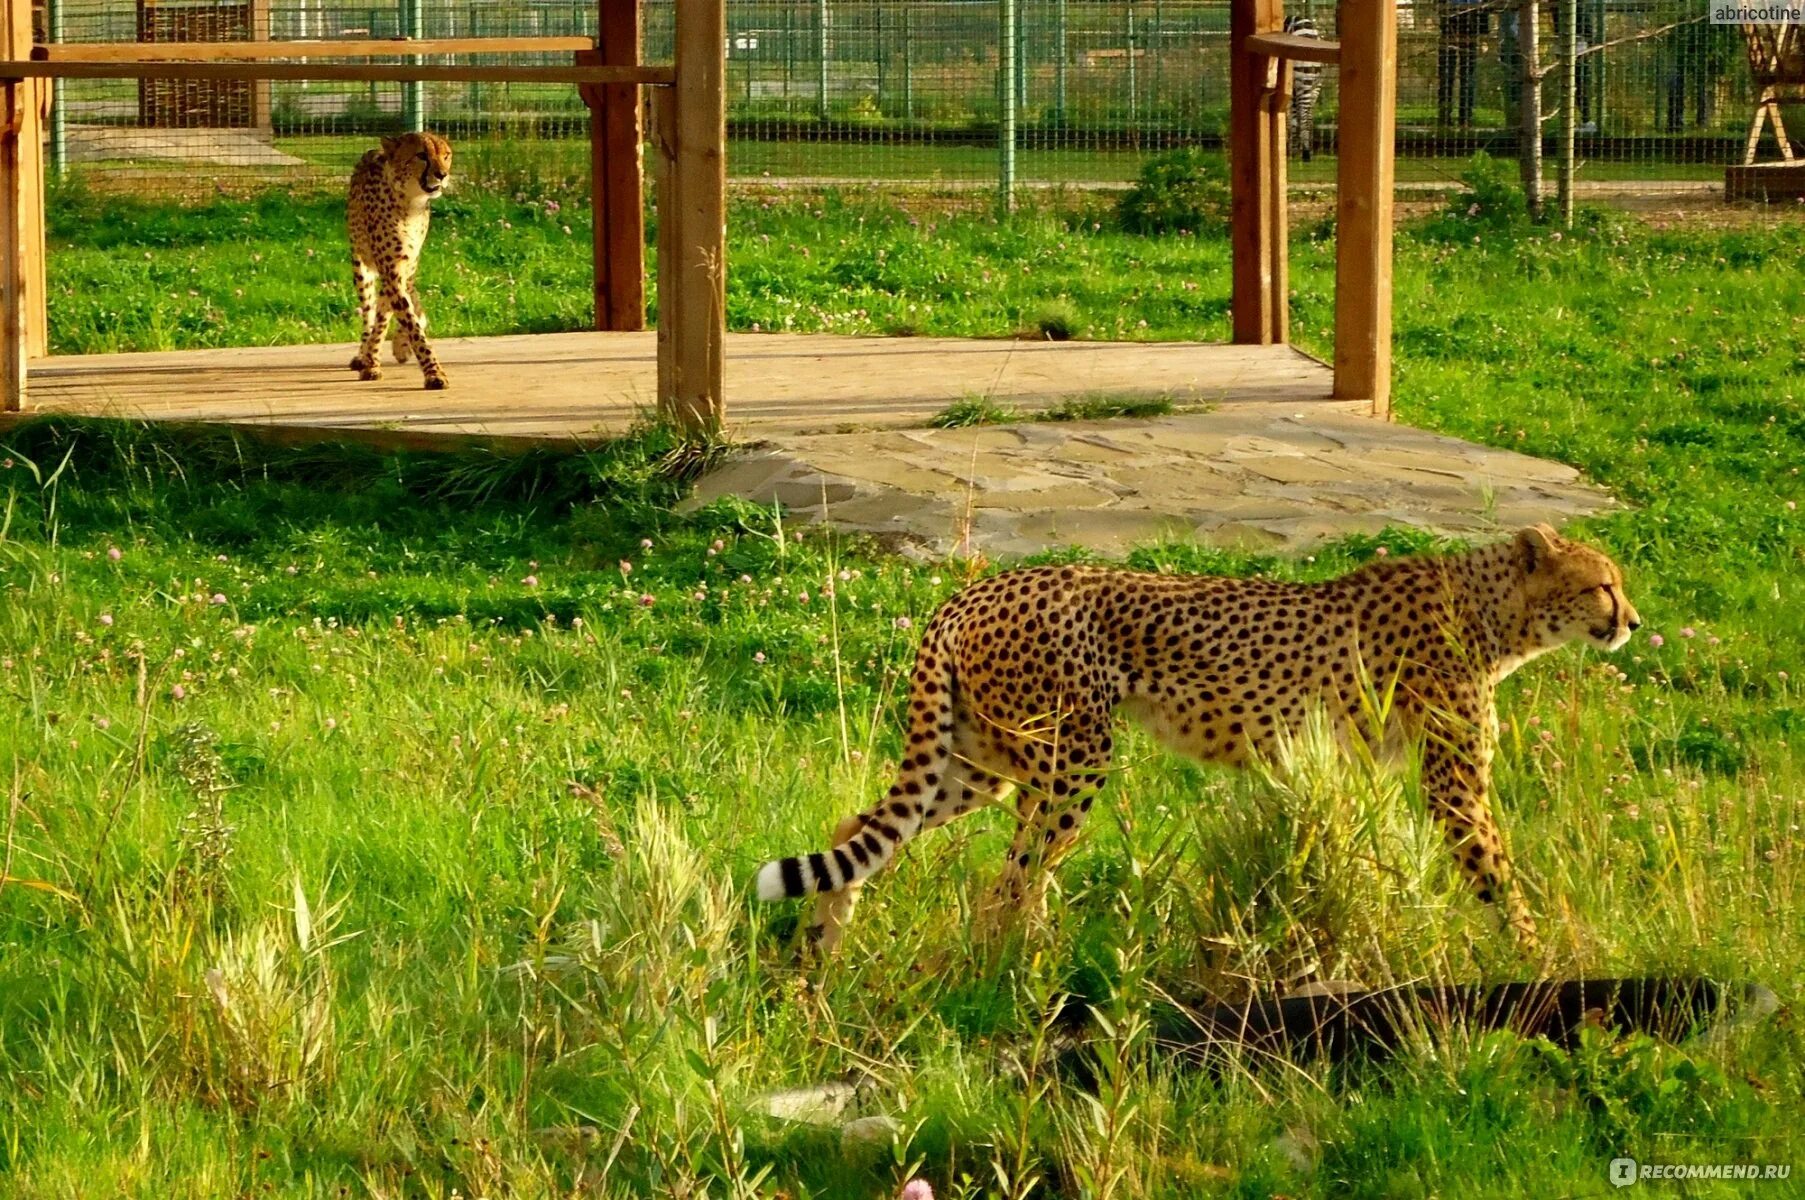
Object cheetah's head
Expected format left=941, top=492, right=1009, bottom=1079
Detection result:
left=381, top=131, right=453, bottom=200
left=1515, top=524, right=1639, bottom=653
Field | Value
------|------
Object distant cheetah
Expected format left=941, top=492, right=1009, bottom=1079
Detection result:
left=756, top=525, right=1639, bottom=955
left=346, top=131, right=452, bottom=389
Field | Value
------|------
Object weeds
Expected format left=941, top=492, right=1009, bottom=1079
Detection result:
left=1, top=200, right=1802, bottom=1195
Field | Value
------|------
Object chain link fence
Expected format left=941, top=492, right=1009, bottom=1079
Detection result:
left=32, top=1, right=1800, bottom=200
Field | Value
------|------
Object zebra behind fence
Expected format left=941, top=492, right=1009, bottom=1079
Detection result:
left=1283, top=15, right=1325, bottom=162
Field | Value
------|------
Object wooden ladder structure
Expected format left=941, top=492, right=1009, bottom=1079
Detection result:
left=1, top=0, right=1400, bottom=431
left=0, top=0, right=728, bottom=432
left=1231, top=0, right=1397, bottom=418
left=1740, top=20, right=1802, bottom=165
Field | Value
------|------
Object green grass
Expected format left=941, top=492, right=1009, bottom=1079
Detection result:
left=115, top=131, right=1730, bottom=197
left=6, top=187, right=1805, bottom=1196
left=930, top=394, right=1179, bottom=428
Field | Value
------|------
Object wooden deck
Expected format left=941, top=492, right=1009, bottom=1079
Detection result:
left=17, top=331, right=1347, bottom=448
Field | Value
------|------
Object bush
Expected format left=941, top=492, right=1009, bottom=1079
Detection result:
left=1115, top=148, right=1229, bottom=236
left=1414, top=152, right=1531, bottom=242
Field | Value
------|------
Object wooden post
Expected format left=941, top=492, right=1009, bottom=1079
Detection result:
left=1332, top=0, right=1396, bottom=418
left=1, top=78, right=24, bottom=411
left=1228, top=0, right=1281, bottom=345
left=651, top=85, right=676, bottom=417
left=656, top=0, right=726, bottom=435
left=1264, top=57, right=1290, bottom=346
left=579, top=0, right=645, bottom=331
left=250, top=0, right=271, bottom=134
left=2, top=0, right=44, bottom=407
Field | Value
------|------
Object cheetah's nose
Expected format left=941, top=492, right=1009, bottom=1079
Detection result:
left=1627, top=617, right=1641, bottom=632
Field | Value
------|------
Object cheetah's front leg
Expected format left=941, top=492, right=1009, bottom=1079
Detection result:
left=381, top=279, right=449, bottom=390
left=1421, top=732, right=1541, bottom=955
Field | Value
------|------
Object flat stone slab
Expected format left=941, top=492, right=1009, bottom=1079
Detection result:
left=64, top=125, right=306, bottom=168
left=685, top=407, right=1616, bottom=558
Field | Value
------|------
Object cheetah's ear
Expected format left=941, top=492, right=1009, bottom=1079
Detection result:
left=1515, top=524, right=1560, bottom=574
left=379, top=135, right=402, bottom=156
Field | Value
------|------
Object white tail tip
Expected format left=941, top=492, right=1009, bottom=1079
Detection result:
left=754, top=860, right=789, bottom=903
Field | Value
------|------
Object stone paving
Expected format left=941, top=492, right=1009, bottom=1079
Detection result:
left=685, top=406, right=1617, bottom=559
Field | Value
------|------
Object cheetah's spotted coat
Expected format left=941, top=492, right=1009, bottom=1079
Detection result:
left=346, top=132, right=452, bottom=389
left=755, top=525, right=1639, bottom=954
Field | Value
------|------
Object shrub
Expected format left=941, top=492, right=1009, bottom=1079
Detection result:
left=1025, top=298, right=1085, bottom=341
left=1415, top=152, right=1531, bottom=242
left=1115, top=148, right=1229, bottom=236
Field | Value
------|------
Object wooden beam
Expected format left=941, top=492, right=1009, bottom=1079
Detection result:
left=1265, top=58, right=1291, bottom=346
left=1, top=80, right=23, bottom=411
left=660, top=0, right=726, bottom=435
left=1332, top=0, right=1397, bottom=417
left=1242, top=31, right=1341, bottom=65
left=249, top=0, right=271, bottom=134
left=21, top=5, right=43, bottom=360
left=35, top=36, right=598, bottom=61
left=1228, top=0, right=1283, bottom=345
left=0, top=60, right=673, bottom=86
left=581, top=0, right=645, bottom=333
left=2, top=0, right=40, bottom=407
left=652, top=87, right=676, bottom=417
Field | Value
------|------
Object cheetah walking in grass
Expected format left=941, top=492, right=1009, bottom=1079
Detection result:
left=755, top=525, right=1639, bottom=956
left=347, top=132, right=453, bottom=389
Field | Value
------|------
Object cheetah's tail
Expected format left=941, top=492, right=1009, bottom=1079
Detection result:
left=754, top=623, right=958, bottom=901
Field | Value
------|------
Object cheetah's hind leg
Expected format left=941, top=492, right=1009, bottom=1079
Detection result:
left=799, top=814, right=868, bottom=959
left=973, top=712, right=1113, bottom=947
left=802, top=747, right=1016, bottom=959
left=390, top=283, right=422, bottom=363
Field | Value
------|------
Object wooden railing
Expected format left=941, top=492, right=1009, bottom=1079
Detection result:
left=1229, top=0, right=1395, bottom=418
left=0, top=1, right=729, bottom=433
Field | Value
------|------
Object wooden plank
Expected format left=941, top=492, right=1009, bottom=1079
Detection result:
left=19, top=5, right=43, bottom=360
left=1265, top=58, right=1291, bottom=345
left=1228, top=0, right=1283, bottom=345
left=1332, top=0, right=1396, bottom=418
left=0, top=60, right=674, bottom=85
left=249, top=0, right=271, bottom=133
left=665, top=0, right=727, bottom=434
left=651, top=87, right=677, bottom=414
left=1242, top=32, right=1340, bottom=65
left=1, top=0, right=33, bottom=406
left=1, top=81, right=23, bottom=411
left=36, top=36, right=598, bottom=61
left=22, top=334, right=1343, bottom=442
left=1725, top=160, right=1805, bottom=202
left=582, top=0, right=645, bottom=333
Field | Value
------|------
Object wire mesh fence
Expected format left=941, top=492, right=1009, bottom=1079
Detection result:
left=29, top=2, right=1802, bottom=202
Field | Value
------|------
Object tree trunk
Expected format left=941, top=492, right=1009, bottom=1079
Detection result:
left=1518, top=0, right=1543, bottom=221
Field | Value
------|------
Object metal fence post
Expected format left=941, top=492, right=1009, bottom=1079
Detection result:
left=1152, top=0, right=1162, bottom=125
left=1126, top=3, right=1137, bottom=134
left=1014, top=0, right=1026, bottom=117
left=1054, top=0, right=1067, bottom=123
left=47, top=0, right=64, bottom=177
left=999, top=0, right=1017, bottom=212
left=901, top=3, right=912, bottom=119
left=816, top=0, right=829, bottom=121
left=401, top=0, right=425, bottom=131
